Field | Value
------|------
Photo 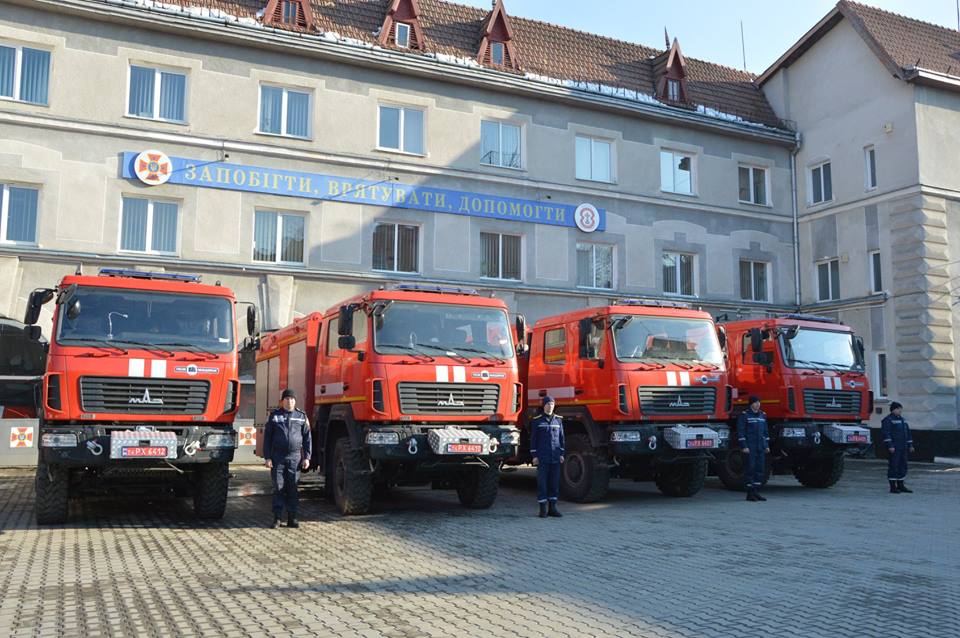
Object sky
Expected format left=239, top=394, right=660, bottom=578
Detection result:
left=457, top=0, right=960, bottom=74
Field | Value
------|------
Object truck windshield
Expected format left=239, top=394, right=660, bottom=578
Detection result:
left=373, top=302, right=514, bottom=359
left=56, top=287, right=234, bottom=354
left=611, top=315, right=723, bottom=366
left=780, top=329, right=862, bottom=370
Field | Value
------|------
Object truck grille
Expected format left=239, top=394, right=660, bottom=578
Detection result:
left=80, top=377, right=209, bottom=415
left=637, top=387, right=717, bottom=415
left=802, top=390, right=861, bottom=414
left=397, top=383, right=500, bottom=415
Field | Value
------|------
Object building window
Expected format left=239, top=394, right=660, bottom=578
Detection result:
left=127, top=65, right=187, bottom=123
left=480, top=232, right=521, bottom=280
left=480, top=121, right=521, bottom=169
left=0, top=44, right=50, bottom=105
left=809, top=161, right=832, bottom=204
left=663, top=252, right=696, bottom=296
left=281, top=0, right=298, bottom=23
left=660, top=150, right=694, bottom=195
left=120, top=197, right=178, bottom=255
left=575, top=136, right=612, bottom=182
left=667, top=78, right=680, bottom=101
left=259, top=85, right=310, bottom=138
left=870, top=250, right=883, bottom=293
left=817, top=259, right=840, bottom=301
left=395, top=23, right=411, bottom=48
left=378, top=105, right=424, bottom=155
left=738, top=165, right=768, bottom=205
left=0, top=183, right=38, bottom=244
left=544, top=328, right=566, bottom=365
left=253, top=211, right=304, bottom=264
left=490, top=42, right=505, bottom=65
left=864, top=146, right=877, bottom=190
left=577, top=243, right=614, bottom=289
left=874, top=352, right=888, bottom=398
left=373, top=222, right=418, bottom=273
left=739, top=260, right=769, bottom=302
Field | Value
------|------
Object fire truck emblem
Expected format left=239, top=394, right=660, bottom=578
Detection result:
left=134, top=150, right=173, bottom=185
left=130, top=388, right=164, bottom=405
left=437, top=393, right=465, bottom=407
left=669, top=396, right=690, bottom=408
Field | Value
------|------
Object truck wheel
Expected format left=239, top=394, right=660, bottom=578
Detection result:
left=715, top=451, right=771, bottom=491
left=457, top=465, right=499, bottom=509
left=655, top=458, right=708, bottom=497
left=35, top=460, right=70, bottom=525
left=560, top=433, right=610, bottom=503
left=332, top=437, right=372, bottom=515
left=193, top=462, right=229, bottom=520
left=793, top=452, right=844, bottom=488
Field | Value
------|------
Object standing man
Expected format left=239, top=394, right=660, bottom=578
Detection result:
left=881, top=401, right=914, bottom=493
left=530, top=396, right=564, bottom=518
left=263, top=388, right=312, bottom=528
left=738, top=396, right=770, bottom=502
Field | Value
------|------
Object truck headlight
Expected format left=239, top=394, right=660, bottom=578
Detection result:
left=205, top=433, right=236, bottom=448
left=610, top=430, right=642, bottom=442
left=500, top=430, right=520, bottom=445
left=41, top=433, right=78, bottom=448
left=717, top=428, right=730, bottom=440
left=366, top=431, right=400, bottom=445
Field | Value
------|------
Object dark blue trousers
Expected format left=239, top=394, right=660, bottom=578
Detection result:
left=887, top=447, right=909, bottom=480
left=271, top=458, right=301, bottom=516
left=537, top=462, right=561, bottom=502
left=744, top=449, right=766, bottom=489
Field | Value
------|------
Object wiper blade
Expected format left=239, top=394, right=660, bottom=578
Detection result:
left=377, top=343, right=436, bottom=361
left=155, top=342, right=218, bottom=357
left=58, top=338, right=128, bottom=354
left=110, top=340, right=176, bottom=357
left=787, top=358, right=824, bottom=373
left=438, top=344, right=506, bottom=363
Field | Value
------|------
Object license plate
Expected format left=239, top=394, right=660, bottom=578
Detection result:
left=121, top=446, right=169, bottom=458
left=846, top=434, right=868, bottom=444
left=782, top=428, right=806, bottom=438
left=686, top=439, right=714, bottom=449
left=447, top=443, right=483, bottom=454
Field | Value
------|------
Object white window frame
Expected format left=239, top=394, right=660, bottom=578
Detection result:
left=660, top=149, right=696, bottom=196
left=376, top=104, right=425, bottom=156
left=576, top=242, right=615, bottom=290
left=256, top=83, right=312, bottom=139
left=480, top=232, right=522, bottom=281
left=667, top=78, right=680, bottom=101
left=0, top=182, right=39, bottom=246
left=281, top=0, right=298, bottom=23
left=662, top=251, right=698, bottom=297
left=372, top=221, right=421, bottom=274
left=739, top=259, right=770, bottom=302
left=125, top=63, right=188, bottom=124
left=869, top=250, right=883, bottom=294
left=864, top=145, right=877, bottom=190
left=738, top=164, right=770, bottom=206
left=253, top=210, right=306, bottom=266
left=117, top=196, right=180, bottom=256
left=575, top=135, right=615, bottom=183
left=0, top=42, right=51, bottom=105
left=817, top=259, right=840, bottom=301
left=874, top=351, right=888, bottom=399
left=490, top=42, right=505, bottom=65
left=395, top=23, right=411, bottom=48
left=480, top=119, right=523, bottom=170
left=808, top=160, right=833, bottom=205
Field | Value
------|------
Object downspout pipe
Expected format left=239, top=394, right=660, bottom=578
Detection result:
left=790, top=131, right=802, bottom=308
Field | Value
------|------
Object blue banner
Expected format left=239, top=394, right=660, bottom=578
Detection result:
left=121, top=151, right=605, bottom=232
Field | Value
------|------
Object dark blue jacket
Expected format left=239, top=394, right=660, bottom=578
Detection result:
left=881, top=414, right=912, bottom=450
left=263, top=408, right=312, bottom=462
left=530, top=413, right=564, bottom=464
left=737, top=409, right=769, bottom=450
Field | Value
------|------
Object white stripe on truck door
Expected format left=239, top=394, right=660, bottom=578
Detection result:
left=129, top=359, right=145, bottom=377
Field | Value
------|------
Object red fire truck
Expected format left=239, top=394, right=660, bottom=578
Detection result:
left=510, top=299, right=731, bottom=502
left=0, top=316, right=46, bottom=419
left=24, top=268, right=255, bottom=523
left=716, top=314, right=872, bottom=489
left=255, top=284, right=523, bottom=515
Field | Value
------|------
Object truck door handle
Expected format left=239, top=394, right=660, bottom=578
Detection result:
left=574, top=388, right=584, bottom=395
left=319, top=385, right=326, bottom=394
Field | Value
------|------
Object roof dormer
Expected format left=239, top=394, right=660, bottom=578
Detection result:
left=261, top=0, right=314, bottom=31
left=378, top=0, right=427, bottom=51
left=655, top=37, right=689, bottom=104
left=478, top=0, right=519, bottom=69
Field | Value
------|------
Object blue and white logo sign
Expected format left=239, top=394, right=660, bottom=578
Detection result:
left=574, top=203, right=601, bottom=233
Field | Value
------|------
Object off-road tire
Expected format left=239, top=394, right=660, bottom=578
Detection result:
left=715, top=450, right=771, bottom=491
left=35, top=460, right=70, bottom=525
left=655, top=458, right=708, bottom=497
left=456, top=464, right=499, bottom=509
left=559, top=433, right=610, bottom=503
left=793, top=452, right=844, bottom=488
left=193, top=462, right=229, bottom=520
left=332, top=437, right=372, bottom=515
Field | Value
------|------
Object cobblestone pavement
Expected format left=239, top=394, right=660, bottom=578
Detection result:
left=0, top=459, right=957, bottom=638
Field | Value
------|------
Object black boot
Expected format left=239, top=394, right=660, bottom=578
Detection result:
left=889, top=481, right=900, bottom=494
left=745, top=488, right=758, bottom=501
left=538, top=502, right=547, bottom=518
left=547, top=501, right=563, bottom=518
left=897, top=481, right=913, bottom=493
left=270, top=515, right=282, bottom=529
left=755, top=490, right=767, bottom=501
left=287, top=515, right=299, bottom=528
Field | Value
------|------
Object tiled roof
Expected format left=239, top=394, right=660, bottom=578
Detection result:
left=112, top=0, right=784, bottom=128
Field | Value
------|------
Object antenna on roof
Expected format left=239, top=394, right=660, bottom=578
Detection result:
left=740, top=20, right=747, bottom=71
left=664, top=27, right=670, bottom=49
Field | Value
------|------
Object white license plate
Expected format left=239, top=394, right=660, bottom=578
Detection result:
left=782, top=428, right=806, bottom=438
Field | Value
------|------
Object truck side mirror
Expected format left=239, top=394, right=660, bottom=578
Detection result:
left=752, top=352, right=774, bottom=366
left=515, top=314, right=528, bottom=355
left=716, top=325, right=727, bottom=350
left=783, top=325, right=800, bottom=340
left=246, top=305, right=258, bottom=337
left=66, top=298, right=81, bottom=321
left=338, top=305, right=354, bottom=337
left=578, top=317, right=593, bottom=359
left=241, top=335, right=260, bottom=351
left=338, top=335, right=356, bottom=351
left=853, top=336, right=865, bottom=364
left=23, top=288, right=54, bottom=325
left=749, top=328, right=763, bottom=353
left=27, top=325, right=42, bottom=341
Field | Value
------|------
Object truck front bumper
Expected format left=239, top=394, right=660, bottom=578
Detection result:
left=775, top=422, right=871, bottom=452
left=608, top=424, right=730, bottom=457
left=38, top=425, right=237, bottom=467
left=365, top=425, right=519, bottom=464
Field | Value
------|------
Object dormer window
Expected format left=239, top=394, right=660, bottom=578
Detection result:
left=281, top=0, right=297, bottom=23
left=395, top=22, right=411, bottom=48
left=667, top=79, right=680, bottom=102
left=491, top=42, right=505, bottom=65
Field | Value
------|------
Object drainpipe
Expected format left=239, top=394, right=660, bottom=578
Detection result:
left=790, top=131, right=802, bottom=308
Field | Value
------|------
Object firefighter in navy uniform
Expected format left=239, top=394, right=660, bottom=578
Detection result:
left=738, top=396, right=770, bottom=502
left=881, top=401, right=915, bottom=493
left=263, top=388, right=312, bottom=528
left=530, top=396, right=565, bottom=518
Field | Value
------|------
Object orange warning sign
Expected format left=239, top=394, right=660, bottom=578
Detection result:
left=238, top=426, right=256, bottom=446
left=9, top=426, right=34, bottom=448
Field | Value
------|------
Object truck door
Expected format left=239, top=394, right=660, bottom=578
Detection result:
left=576, top=317, right=606, bottom=400
left=537, top=324, right=574, bottom=404
left=254, top=354, right=281, bottom=457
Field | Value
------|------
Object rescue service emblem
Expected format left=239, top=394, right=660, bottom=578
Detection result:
left=574, top=203, right=600, bottom=233
left=134, top=149, right=173, bottom=185
left=471, top=371, right=507, bottom=380
left=174, top=364, right=220, bottom=376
